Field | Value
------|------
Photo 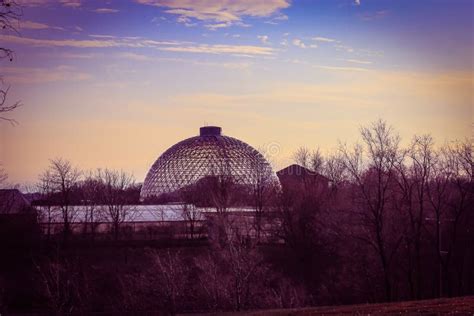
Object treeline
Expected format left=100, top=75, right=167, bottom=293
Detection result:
left=275, top=120, right=473, bottom=304
left=34, top=162, right=142, bottom=241
left=1, top=120, right=472, bottom=314
left=34, top=162, right=141, bottom=206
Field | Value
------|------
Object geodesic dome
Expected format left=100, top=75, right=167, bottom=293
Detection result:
left=140, top=126, right=279, bottom=200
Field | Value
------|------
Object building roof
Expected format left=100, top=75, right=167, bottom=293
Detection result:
left=0, top=189, right=32, bottom=214
left=140, top=126, right=280, bottom=200
left=277, top=164, right=330, bottom=183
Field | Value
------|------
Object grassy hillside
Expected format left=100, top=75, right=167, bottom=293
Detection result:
left=212, top=296, right=474, bottom=315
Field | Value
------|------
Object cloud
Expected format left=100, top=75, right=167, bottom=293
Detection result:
left=334, top=44, right=354, bottom=53
left=354, top=0, right=361, bottom=5
left=0, top=34, right=184, bottom=48
left=20, top=20, right=65, bottom=30
left=314, top=65, right=370, bottom=72
left=205, top=21, right=231, bottom=30
left=135, top=0, right=291, bottom=28
left=17, top=0, right=82, bottom=8
left=264, top=13, right=288, bottom=25
left=346, top=59, right=372, bottom=65
left=116, top=53, right=252, bottom=69
left=292, top=38, right=306, bottom=49
left=89, top=34, right=117, bottom=39
left=57, top=53, right=101, bottom=59
left=360, top=10, right=389, bottom=21
left=257, top=35, right=269, bottom=45
left=3, top=65, right=91, bottom=84
left=93, top=8, right=119, bottom=13
left=1, top=34, right=275, bottom=57
left=312, top=36, right=338, bottom=43
left=117, top=52, right=154, bottom=62
left=158, top=44, right=275, bottom=56
left=61, top=0, right=81, bottom=7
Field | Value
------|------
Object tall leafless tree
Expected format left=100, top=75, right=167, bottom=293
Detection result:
left=46, top=158, right=82, bottom=241
left=97, top=169, right=134, bottom=241
left=38, top=169, right=56, bottom=239
left=80, top=171, right=102, bottom=240
left=249, top=150, right=278, bottom=242
left=340, top=119, right=402, bottom=301
left=180, top=186, right=203, bottom=239
left=393, top=135, right=434, bottom=299
left=207, top=158, right=238, bottom=215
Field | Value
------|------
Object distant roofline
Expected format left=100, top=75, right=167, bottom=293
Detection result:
left=277, top=164, right=330, bottom=180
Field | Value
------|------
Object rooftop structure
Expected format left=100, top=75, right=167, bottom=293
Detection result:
left=140, top=126, right=279, bottom=201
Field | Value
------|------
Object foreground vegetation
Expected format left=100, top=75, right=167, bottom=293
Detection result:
left=1, top=120, right=472, bottom=315
left=225, top=296, right=474, bottom=315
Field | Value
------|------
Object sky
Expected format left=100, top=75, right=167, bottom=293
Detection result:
left=0, top=0, right=473, bottom=186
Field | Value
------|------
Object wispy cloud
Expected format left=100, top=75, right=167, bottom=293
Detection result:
left=346, top=59, right=372, bottom=65
left=3, top=65, right=91, bottom=84
left=314, top=65, right=370, bottom=72
left=116, top=52, right=252, bottom=69
left=17, top=0, right=81, bottom=7
left=57, top=52, right=101, bottom=59
left=117, top=52, right=154, bottom=61
left=0, top=34, right=184, bottom=48
left=20, top=20, right=65, bottom=30
left=89, top=34, right=117, bottom=39
left=158, top=44, right=275, bottom=56
left=292, top=38, right=306, bottom=49
left=334, top=43, right=354, bottom=53
left=257, top=35, right=269, bottom=45
left=264, top=13, right=289, bottom=25
left=93, top=8, right=119, bottom=14
left=360, top=10, right=389, bottom=21
left=61, top=0, right=81, bottom=8
left=2, top=34, right=273, bottom=57
left=312, top=36, right=338, bottom=43
left=135, top=0, right=291, bottom=28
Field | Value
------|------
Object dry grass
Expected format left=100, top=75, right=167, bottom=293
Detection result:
left=202, top=296, right=474, bottom=315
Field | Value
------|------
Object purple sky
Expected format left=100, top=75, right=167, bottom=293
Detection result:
left=1, top=0, right=472, bottom=185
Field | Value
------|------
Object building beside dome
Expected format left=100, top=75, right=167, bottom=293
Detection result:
left=140, top=126, right=280, bottom=202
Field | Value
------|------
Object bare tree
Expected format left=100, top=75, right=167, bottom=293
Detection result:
left=293, top=147, right=324, bottom=194
left=97, top=169, right=134, bottom=241
left=152, top=250, right=189, bottom=314
left=0, top=0, right=21, bottom=124
left=427, top=140, right=473, bottom=297
left=224, top=234, right=265, bottom=311
left=0, top=165, right=7, bottom=187
left=249, top=150, right=278, bottom=242
left=207, top=159, right=238, bottom=215
left=339, top=119, right=402, bottom=301
left=180, top=186, right=203, bottom=239
left=46, top=158, right=82, bottom=240
left=393, top=135, right=434, bottom=299
left=323, top=152, right=347, bottom=189
left=34, top=257, right=85, bottom=315
left=200, top=227, right=266, bottom=311
left=80, top=171, right=102, bottom=240
left=38, top=170, right=56, bottom=239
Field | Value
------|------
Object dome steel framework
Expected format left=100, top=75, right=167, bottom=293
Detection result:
left=140, top=126, right=279, bottom=200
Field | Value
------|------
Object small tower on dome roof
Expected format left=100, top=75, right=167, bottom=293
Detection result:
left=200, top=126, right=222, bottom=136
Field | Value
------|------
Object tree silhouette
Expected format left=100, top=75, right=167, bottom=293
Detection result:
left=0, top=0, right=21, bottom=124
